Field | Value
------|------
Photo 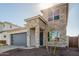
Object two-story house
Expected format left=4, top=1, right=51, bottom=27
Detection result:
left=1, top=3, right=79, bottom=48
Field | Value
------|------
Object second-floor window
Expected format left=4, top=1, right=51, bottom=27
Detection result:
left=48, top=11, right=54, bottom=21
left=48, top=9, right=60, bottom=21
left=54, top=9, right=60, bottom=20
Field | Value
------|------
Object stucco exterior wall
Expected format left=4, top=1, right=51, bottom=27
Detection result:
left=3, top=23, right=19, bottom=31
left=0, top=22, right=20, bottom=32
left=0, top=28, right=27, bottom=45
left=0, top=32, right=11, bottom=45
left=0, top=25, right=3, bottom=31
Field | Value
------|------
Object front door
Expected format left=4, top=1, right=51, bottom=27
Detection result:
left=40, top=32, right=43, bottom=46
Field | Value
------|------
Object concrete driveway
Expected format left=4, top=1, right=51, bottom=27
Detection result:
left=0, top=46, right=34, bottom=53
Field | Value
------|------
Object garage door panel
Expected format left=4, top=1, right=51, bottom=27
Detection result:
left=11, top=32, right=27, bottom=46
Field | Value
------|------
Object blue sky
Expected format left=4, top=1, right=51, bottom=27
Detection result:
left=0, top=3, right=79, bottom=36
left=67, top=3, right=79, bottom=36
left=0, top=3, right=40, bottom=26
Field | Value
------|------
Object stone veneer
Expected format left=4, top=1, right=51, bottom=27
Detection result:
left=25, top=15, right=47, bottom=48
left=41, top=3, right=68, bottom=47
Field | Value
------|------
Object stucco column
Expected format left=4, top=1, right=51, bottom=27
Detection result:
left=6, top=34, right=11, bottom=45
left=35, top=25, right=40, bottom=48
left=27, top=28, right=30, bottom=47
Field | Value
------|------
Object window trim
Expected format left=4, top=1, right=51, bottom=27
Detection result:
left=48, top=30, right=60, bottom=41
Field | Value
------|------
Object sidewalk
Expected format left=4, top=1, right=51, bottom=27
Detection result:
left=0, top=46, right=34, bottom=53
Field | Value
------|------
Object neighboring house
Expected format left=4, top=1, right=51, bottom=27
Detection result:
left=0, top=3, right=79, bottom=48
left=0, top=22, right=5, bottom=31
left=0, top=22, right=21, bottom=44
left=0, top=27, right=27, bottom=45
left=0, top=22, right=20, bottom=31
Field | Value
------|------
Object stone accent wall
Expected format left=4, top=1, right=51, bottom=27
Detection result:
left=25, top=15, right=47, bottom=48
left=26, top=19, right=39, bottom=28
left=41, top=4, right=68, bottom=47
left=39, top=19, right=46, bottom=30
left=66, top=36, right=69, bottom=47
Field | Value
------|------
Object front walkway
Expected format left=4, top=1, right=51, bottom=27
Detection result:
left=0, top=46, right=34, bottom=53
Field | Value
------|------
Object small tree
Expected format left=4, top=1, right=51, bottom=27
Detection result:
left=47, top=26, right=59, bottom=55
left=53, top=37, right=59, bottom=55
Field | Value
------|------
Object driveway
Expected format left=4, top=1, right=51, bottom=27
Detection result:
left=1, top=47, right=79, bottom=56
left=0, top=46, right=34, bottom=53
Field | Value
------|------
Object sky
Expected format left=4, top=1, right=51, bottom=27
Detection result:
left=0, top=3, right=40, bottom=26
left=67, top=3, right=79, bottom=36
left=0, top=3, right=79, bottom=36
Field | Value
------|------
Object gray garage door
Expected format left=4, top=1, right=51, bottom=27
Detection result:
left=11, top=32, right=27, bottom=46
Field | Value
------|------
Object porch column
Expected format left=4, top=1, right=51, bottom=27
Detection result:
left=6, top=34, right=11, bottom=45
left=27, top=28, right=30, bottom=47
left=45, top=29, right=48, bottom=49
left=35, top=25, right=40, bottom=48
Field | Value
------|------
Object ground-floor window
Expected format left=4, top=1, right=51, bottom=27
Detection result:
left=48, top=30, right=60, bottom=42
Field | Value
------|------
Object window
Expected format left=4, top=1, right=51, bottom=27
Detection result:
left=54, top=9, right=60, bottom=20
left=48, top=32, right=50, bottom=41
left=48, top=11, right=54, bottom=21
left=4, top=35, right=6, bottom=38
left=3, top=24, right=5, bottom=27
left=10, top=25, right=12, bottom=28
left=48, top=9, right=60, bottom=21
left=48, top=30, right=60, bottom=41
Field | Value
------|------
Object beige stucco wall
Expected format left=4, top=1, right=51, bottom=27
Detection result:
left=0, top=28, right=27, bottom=45
left=0, top=31, right=11, bottom=45
left=0, top=22, right=20, bottom=31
